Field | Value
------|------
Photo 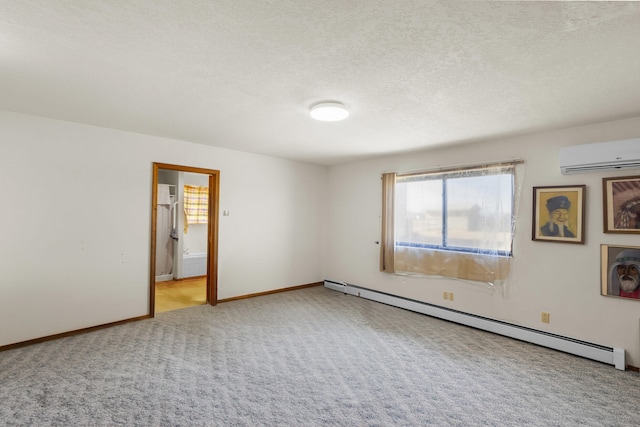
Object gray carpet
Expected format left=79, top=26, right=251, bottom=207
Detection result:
left=1, top=286, right=639, bottom=426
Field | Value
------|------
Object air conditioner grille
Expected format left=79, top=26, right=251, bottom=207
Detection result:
left=562, top=161, right=640, bottom=174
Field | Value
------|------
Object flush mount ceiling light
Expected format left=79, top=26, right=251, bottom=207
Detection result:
left=310, top=101, right=349, bottom=121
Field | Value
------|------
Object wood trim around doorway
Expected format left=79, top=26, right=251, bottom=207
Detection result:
left=150, top=163, right=220, bottom=316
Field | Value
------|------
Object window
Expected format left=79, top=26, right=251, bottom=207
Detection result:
left=381, top=162, right=521, bottom=282
left=396, top=166, right=514, bottom=256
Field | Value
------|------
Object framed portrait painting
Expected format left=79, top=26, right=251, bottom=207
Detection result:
left=602, top=175, right=640, bottom=234
left=601, top=244, right=640, bottom=300
left=532, top=185, right=585, bottom=244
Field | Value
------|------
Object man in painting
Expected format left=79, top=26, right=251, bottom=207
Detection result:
left=608, top=249, right=640, bottom=299
left=614, top=198, right=640, bottom=229
left=611, top=179, right=640, bottom=230
left=540, top=195, right=575, bottom=238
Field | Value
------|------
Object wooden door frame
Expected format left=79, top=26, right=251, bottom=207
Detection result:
left=149, top=162, right=220, bottom=316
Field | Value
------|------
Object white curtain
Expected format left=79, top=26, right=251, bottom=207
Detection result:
left=380, top=162, right=524, bottom=284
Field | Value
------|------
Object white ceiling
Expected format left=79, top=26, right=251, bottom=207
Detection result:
left=1, top=1, right=640, bottom=166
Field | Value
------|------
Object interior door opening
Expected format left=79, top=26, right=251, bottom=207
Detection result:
left=149, top=163, right=219, bottom=316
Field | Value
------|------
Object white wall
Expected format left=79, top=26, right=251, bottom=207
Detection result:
left=325, top=116, right=640, bottom=367
left=0, top=110, right=327, bottom=347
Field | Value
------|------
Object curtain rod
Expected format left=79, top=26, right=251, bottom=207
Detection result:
left=386, top=159, right=524, bottom=177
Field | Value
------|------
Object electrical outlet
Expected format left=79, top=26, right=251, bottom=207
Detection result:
left=443, top=291, right=449, bottom=300
left=541, top=312, right=550, bottom=323
left=449, top=292, right=454, bottom=301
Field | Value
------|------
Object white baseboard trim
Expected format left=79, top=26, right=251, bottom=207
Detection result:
left=324, top=280, right=626, bottom=370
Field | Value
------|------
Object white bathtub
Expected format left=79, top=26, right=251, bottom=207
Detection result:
left=183, top=252, right=207, bottom=278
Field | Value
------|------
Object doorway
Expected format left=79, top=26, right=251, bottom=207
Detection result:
left=149, top=163, right=220, bottom=316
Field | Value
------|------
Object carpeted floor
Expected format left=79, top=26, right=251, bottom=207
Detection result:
left=1, top=286, right=639, bottom=426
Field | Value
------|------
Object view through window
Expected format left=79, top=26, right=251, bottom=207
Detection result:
left=395, top=166, right=515, bottom=256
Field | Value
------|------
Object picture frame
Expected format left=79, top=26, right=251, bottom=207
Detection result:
left=601, top=244, right=640, bottom=300
left=602, top=175, right=640, bottom=234
left=532, top=185, right=585, bottom=244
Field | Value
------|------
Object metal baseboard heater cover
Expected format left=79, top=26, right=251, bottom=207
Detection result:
left=324, top=280, right=625, bottom=370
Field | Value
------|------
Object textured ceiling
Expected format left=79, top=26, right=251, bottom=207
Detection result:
left=1, top=1, right=640, bottom=165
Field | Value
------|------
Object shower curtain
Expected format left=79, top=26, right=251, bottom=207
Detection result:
left=156, top=185, right=174, bottom=276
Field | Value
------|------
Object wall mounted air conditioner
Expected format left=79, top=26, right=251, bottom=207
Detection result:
left=559, top=138, right=640, bottom=175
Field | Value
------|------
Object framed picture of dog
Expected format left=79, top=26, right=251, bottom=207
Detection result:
left=532, top=185, right=585, bottom=244
left=603, top=175, right=640, bottom=234
left=601, top=244, right=640, bottom=300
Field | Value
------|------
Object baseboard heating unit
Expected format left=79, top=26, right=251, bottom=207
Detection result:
left=324, top=280, right=626, bottom=370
